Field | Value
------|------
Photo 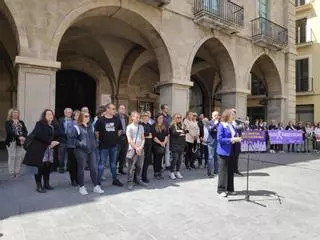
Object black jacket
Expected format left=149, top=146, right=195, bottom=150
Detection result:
left=115, top=113, right=129, bottom=135
left=198, top=121, right=204, bottom=139
left=72, top=124, right=97, bottom=154
left=5, top=120, right=28, bottom=146
left=23, top=121, right=55, bottom=167
left=169, top=123, right=186, bottom=152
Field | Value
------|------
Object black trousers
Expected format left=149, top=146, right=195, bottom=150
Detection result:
left=142, top=139, right=153, bottom=180
left=117, top=135, right=128, bottom=172
left=171, top=151, right=183, bottom=173
left=35, top=162, right=52, bottom=184
left=217, top=152, right=235, bottom=193
left=287, top=144, right=295, bottom=152
left=153, top=145, right=165, bottom=174
left=67, top=148, right=78, bottom=184
left=185, top=142, right=195, bottom=168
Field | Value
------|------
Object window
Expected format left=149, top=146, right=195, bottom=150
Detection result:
left=296, top=58, right=310, bottom=92
left=251, top=73, right=267, bottom=96
left=296, top=18, right=312, bottom=44
left=296, top=0, right=313, bottom=6
left=296, top=105, right=314, bottom=122
left=258, top=0, right=268, bottom=18
left=247, top=107, right=265, bottom=123
left=296, top=0, right=306, bottom=6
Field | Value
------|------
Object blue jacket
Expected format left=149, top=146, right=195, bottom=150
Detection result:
left=207, top=120, right=219, bottom=145
left=217, top=123, right=234, bottom=157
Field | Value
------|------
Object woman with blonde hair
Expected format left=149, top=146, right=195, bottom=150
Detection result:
left=5, top=108, right=28, bottom=177
left=217, top=109, right=241, bottom=197
left=184, top=111, right=200, bottom=169
left=169, top=113, right=186, bottom=179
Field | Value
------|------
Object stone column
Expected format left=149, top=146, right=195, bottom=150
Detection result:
left=218, top=89, right=250, bottom=119
left=267, top=96, right=286, bottom=122
left=15, top=56, right=61, bottom=132
left=158, top=81, right=193, bottom=116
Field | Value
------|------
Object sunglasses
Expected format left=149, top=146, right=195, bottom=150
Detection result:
left=84, top=115, right=90, bottom=118
left=177, top=116, right=182, bottom=119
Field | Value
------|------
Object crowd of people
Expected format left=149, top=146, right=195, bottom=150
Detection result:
left=4, top=104, right=319, bottom=198
left=242, top=118, right=320, bottom=153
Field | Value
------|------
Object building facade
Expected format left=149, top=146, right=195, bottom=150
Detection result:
left=0, top=0, right=296, bottom=140
left=295, top=0, right=320, bottom=123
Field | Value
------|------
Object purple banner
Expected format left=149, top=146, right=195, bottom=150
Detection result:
left=268, top=130, right=304, bottom=144
left=241, top=130, right=266, bottom=152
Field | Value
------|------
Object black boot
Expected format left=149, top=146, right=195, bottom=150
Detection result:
left=34, top=174, right=46, bottom=193
left=44, top=173, right=54, bottom=190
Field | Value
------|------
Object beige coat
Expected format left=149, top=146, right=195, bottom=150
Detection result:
left=184, top=119, right=200, bottom=143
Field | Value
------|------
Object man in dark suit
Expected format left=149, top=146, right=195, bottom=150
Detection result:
left=116, top=104, right=129, bottom=175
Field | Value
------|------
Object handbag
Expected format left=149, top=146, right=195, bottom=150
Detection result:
left=154, top=144, right=165, bottom=155
left=23, top=133, right=35, bottom=151
left=126, top=126, right=139, bottom=159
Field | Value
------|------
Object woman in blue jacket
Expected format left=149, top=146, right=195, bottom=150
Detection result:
left=217, top=109, right=242, bottom=197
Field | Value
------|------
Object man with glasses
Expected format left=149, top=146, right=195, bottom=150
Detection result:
left=95, top=103, right=124, bottom=187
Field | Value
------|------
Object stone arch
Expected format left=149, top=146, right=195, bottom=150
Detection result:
left=50, top=2, right=173, bottom=82
left=247, top=53, right=283, bottom=97
left=0, top=1, right=28, bottom=55
left=187, top=35, right=237, bottom=90
left=247, top=53, right=284, bottom=122
left=116, top=46, right=146, bottom=99
left=59, top=54, right=115, bottom=103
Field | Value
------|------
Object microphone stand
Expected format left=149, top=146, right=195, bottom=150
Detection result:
left=228, top=141, right=267, bottom=207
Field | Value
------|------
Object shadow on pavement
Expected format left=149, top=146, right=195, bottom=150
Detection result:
left=0, top=149, right=319, bottom=220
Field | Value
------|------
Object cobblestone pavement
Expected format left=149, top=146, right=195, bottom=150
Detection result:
left=0, top=151, right=320, bottom=240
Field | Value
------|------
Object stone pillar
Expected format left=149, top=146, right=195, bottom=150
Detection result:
left=158, top=81, right=193, bottom=116
left=15, top=56, right=61, bottom=132
left=267, top=97, right=286, bottom=122
left=218, top=89, right=250, bottom=119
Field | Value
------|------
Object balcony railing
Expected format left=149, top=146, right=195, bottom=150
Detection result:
left=138, top=0, right=171, bottom=7
left=194, top=0, right=244, bottom=34
left=251, top=17, right=288, bottom=50
left=296, top=77, right=313, bottom=92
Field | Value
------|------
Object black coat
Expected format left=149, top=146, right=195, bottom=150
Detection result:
left=23, top=121, right=55, bottom=167
left=5, top=120, right=28, bottom=146
left=169, top=123, right=186, bottom=152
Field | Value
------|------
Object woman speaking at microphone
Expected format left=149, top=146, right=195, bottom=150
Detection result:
left=217, top=109, right=242, bottom=198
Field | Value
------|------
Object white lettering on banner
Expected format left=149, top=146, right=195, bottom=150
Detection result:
left=105, top=123, right=115, bottom=132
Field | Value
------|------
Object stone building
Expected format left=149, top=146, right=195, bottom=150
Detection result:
left=0, top=0, right=296, bottom=140
left=295, top=0, right=320, bottom=122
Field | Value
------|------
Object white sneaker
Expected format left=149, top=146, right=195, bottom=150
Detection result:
left=220, top=192, right=227, bottom=198
left=79, top=186, right=88, bottom=195
left=175, top=171, right=183, bottom=179
left=93, top=185, right=104, bottom=194
left=169, top=172, right=176, bottom=180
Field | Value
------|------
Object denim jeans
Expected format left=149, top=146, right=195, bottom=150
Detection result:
left=59, top=143, right=68, bottom=169
left=208, top=139, right=219, bottom=174
left=99, top=146, right=118, bottom=183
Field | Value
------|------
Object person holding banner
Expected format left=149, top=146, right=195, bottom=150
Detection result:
left=296, top=122, right=306, bottom=153
left=217, top=109, right=242, bottom=198
left=268, top=120, right=278, bottom=153
left=286, top=121, right=296, bottom=152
